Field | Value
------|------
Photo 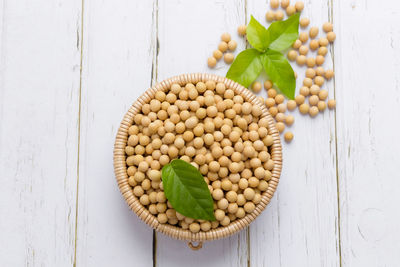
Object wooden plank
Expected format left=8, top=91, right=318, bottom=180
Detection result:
left=0, top=0, right=82, bottom=266
left=247, top=1, right=341, bottom=266
left=156, top=0, right=246, bottom=79
left=333, top=0, right=400, bottom=266
left=75, top=1, right=156, bottom=266
left=155, top=0, right=249, bottom=266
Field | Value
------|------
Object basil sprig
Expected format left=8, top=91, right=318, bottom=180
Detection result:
left=227, top=14, right=300, bottom=99
left=162, top=159, right=216, bottom=221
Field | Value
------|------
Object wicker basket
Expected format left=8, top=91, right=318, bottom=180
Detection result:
left=113, top=73, right=282, bottom=250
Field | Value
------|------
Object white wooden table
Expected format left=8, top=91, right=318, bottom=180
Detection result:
left=1, top=0, right=400, bottom=266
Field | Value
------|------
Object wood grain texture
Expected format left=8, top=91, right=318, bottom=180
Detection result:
left=0, top=0, right=82, bottom=266
left=247, top=1, right=341, bottom=266
left=155, top=0, right=248, bottom=266
left=75, top=1, right=156, bottom=266
left=333, top=0, right=400, bottom=266
left=2, top=0, right=400, bottom=266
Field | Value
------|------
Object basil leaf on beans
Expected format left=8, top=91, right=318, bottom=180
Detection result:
left=162, top=159, right=216, bottom=221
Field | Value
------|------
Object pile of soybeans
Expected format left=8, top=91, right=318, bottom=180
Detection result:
left=125, top=81, right=275, bottom=233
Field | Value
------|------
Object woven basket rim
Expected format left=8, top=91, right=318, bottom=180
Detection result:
left=113, top=73, right=282, bottom=242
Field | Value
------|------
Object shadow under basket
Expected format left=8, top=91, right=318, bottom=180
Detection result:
left=113, top=73, right=282, bottom=250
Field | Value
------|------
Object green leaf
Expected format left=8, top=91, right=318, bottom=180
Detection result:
left=161, top=159, right=216, bottom=221
left=246, top=15, right=270, bottom=52
left=261, top=50, right=296, bottom=99
left=266, top=13, right=300, bottom=51
left=226, top=49, right=263, bottom=88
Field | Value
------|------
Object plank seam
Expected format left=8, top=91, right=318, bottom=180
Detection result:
left=328, top=0, right=343, bottom=266
left=244, top=2, right=251, bottom=266
left=73, top=0, right=85, bottom=266
left=0, top=0, right=7, bottom=154
left=151, top=0, right=159, bottom=266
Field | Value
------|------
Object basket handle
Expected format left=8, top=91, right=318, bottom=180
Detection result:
left=188, top=241, right=203, bottom=250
